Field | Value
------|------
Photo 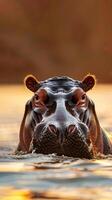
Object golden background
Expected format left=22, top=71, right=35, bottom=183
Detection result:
left=0, top=0, right=112, bottom=83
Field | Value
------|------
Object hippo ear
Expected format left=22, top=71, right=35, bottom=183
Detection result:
left=24, top=75, right=40, bottom=92
left=82, top=74, right=96, bottom=92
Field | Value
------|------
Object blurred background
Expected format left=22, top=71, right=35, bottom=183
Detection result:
left=0, top=0, right=112, bottom=83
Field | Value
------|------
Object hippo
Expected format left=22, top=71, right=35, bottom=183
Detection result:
left=16, top=74, right=112, bottom=158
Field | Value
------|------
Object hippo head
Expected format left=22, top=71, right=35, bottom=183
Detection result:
left=25, top=74, right=96, bottom=158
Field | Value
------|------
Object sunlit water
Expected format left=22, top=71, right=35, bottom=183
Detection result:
left=0, top=85, right=112, bottom=200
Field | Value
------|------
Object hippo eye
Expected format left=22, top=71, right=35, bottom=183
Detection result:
left=35, top=94, right=39, bottom=100
left=81, top=94, right=86, bottom=100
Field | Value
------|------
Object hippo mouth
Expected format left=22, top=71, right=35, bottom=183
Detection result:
left=30, top=126, right=94, bottom=159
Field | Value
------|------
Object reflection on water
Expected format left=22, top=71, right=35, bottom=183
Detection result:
left=1, top=187, right=112, bottom=200
left=0, top=85, right=112, bottom=200
left=1, top=154, right=112, bottom=200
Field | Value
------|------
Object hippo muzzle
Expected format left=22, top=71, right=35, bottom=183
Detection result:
left=16, top=74, right=112, bottom=158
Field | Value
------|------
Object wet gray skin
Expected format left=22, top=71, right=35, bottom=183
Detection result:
left=29, top=78, right=94, bottom=159
left=17, top=75, right=112, bottom=158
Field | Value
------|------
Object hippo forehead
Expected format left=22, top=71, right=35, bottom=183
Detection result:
left=39, top=76, right=83, bottom=92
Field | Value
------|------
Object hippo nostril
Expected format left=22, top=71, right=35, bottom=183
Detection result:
left=67, top=125, right=76, bottom=134
left=48, top=124, right=57, bottom=134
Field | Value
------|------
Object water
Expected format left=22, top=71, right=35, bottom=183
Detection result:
left=0, top=85, right=112, bottom=200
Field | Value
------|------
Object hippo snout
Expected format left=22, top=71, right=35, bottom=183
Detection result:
left=47, top=123, right=77, bottom=144
left=31, top=120, right=93, bottom=158
left=32, top=120, right=90, bottom=154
